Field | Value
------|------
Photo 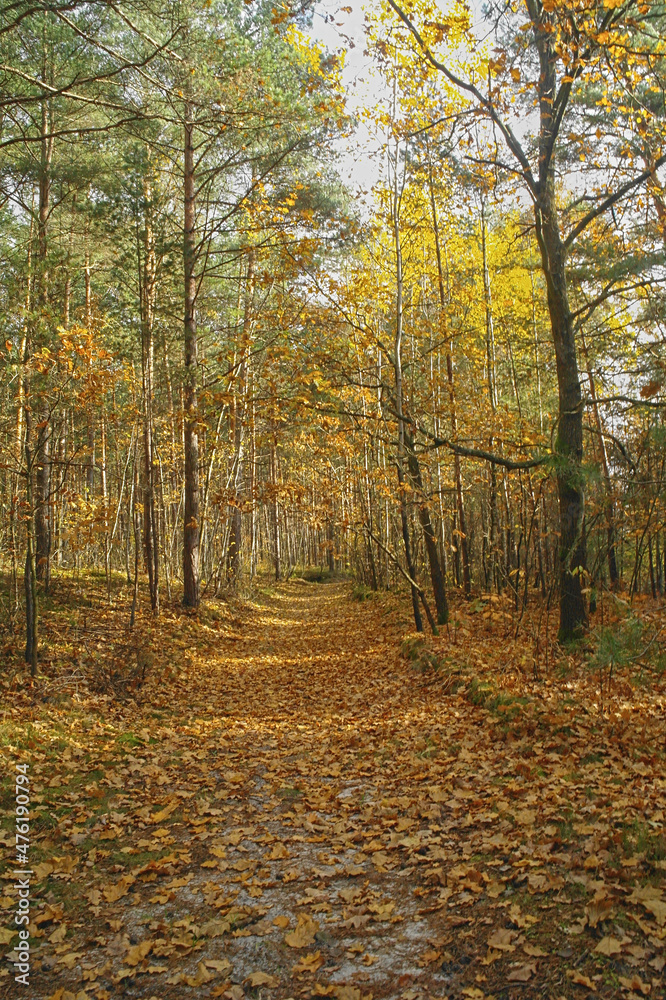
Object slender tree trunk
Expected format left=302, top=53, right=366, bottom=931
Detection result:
left=405, top=429, right=448, bottom=623
left=141, top=166, right=159, bottom=613
left=182, top=99, right=200, bottom=607
left=130, top=438, right=140, bottom=628
left=35, top=75, right=53, bottom=592
left=271, top=436, right=280, bottom=580
left=391, top=141, right=423, bottom=632
left=101, top=411, right=110, bottom=600
left=427, top=156, right=470, bottom=596
left=229, top=250, right=254, bottom=586
left=24, top=404, right=38, bottom=675
left=580, top=330, right=619, bottom=589
left=480, top=196, right=501, bottom=593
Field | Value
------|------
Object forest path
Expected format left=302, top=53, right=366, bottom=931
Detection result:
left=14, top=582, right=666, bottom=1000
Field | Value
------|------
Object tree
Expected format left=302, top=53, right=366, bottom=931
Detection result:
left=386, top=0, right=666, bottom=639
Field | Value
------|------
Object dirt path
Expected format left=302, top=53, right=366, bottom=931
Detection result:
left=4, top=582, right=666, bottom=999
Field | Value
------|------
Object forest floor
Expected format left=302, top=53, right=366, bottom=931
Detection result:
left=1, top=577, right=665, bottom=1000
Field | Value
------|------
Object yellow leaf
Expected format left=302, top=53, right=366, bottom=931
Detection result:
left=58, top=952, right=84, bottom=970
left=184, top=962, right=215, bottom=987
left=149, top=800, right=178, bottom=823
left=103, top=875, right=135, bottom=903
left=125, top=940, right=152, bottom=966
left=292, top=950, right=324, bottom=974
left=285, top=914, right=319, bottom=949
left=49, top=924, right=67, bottom=943
left=205, top=958, right=232, bottom=974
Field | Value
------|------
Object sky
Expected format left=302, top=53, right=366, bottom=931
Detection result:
left=309, top=1, right=388, bottom=198
left=308, top=1, right=494, bottom=203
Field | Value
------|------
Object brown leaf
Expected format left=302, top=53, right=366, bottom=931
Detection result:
left=185, top=962, right=216, bottom=987
left=245, top=971, right=279, bottom=987
left=267, top=842, right=289, bottom=859
left=487, top=927, right=516, bottom=952
left=102, top=874, right=135, bottom=903
left=507, top=961, right=536, bottom=982
left=285, top=914, right=319, bottom=949
left=205, top=958, right=232, bottom=974
left=568, top=969, right=596, bottom=990
left=595, top=936, right=623, bottom=956
left=618, top=974, right=651, bottom=995
left=125, top=940, right=152, bottom=966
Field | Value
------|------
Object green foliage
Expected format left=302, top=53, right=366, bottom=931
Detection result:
left=592, top=615, right=644, bottom=668
left=351, top=582, right=374, bottom=602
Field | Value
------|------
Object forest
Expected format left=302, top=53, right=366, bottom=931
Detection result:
left=1, top=0, right=665, bottom=998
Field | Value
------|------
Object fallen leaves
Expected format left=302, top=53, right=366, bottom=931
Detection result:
left=284, top=913, right=319, bottom=949
left=6, top=582, right=666, bottom=1000
left=629, top=885, right=666, bottom=926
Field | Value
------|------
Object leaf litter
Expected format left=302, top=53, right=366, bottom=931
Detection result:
left=1, top=581, right=665, bottom=999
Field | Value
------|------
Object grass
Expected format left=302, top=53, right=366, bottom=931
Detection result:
left=621, top=818, right=666, bottom=862
left=554, top=810, right=575, bottom=843
left=277, top=786, right=303, bottom=799
left=116, top=731, right=144, bottom=748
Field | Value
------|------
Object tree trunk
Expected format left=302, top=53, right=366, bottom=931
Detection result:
left=270, top=437, right=280, bottom=580
left=23, top=404, right=39, bottom=676
left=580, top=330, right=619, bottom=589
left=391, top=140, right=423, bottom=632
left=228, top=251, right=253, bottom=587
left=536, top=180, right=587, bottom=640
left=427, top=156, right=470, bottom=596
left=405, top=429, right=448, bottom=624
left=35, top=75, right=53, bottom=592
left=141, top=166, right=159, bottom=613
left=182, top=100, right=200, bottom=607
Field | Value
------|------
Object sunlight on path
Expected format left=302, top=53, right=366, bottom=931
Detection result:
left=22, top=583, right=666, bottom=1000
